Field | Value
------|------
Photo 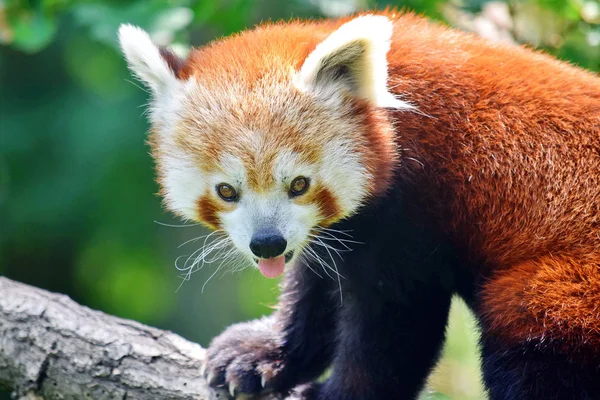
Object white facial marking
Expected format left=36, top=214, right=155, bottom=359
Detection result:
left=295, top=15, right=413, bottom=109
left=320, top=138, right=370, bottom=215
left=161, top=152, right=205, bottom=221
left=148, top=79, right=207, bottom=221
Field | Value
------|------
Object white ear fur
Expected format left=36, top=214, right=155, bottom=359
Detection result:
left=118, top=24, right=179, bottom=93
left=295, top=15, right=410, bottom=109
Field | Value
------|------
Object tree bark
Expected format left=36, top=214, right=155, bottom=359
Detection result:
left=0, top=276, right=241, bottom=399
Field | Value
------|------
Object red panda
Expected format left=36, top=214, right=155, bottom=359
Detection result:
left=119, top=10, right=600, bottom=400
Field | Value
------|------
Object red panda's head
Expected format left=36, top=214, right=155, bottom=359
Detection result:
left=119, top=15, right=412, bottom=278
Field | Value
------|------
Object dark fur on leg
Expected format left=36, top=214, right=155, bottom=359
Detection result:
left=282, top=275, right=453, bottom=400
left=316, top=286, right=452, bottom=400
left=293, top=193, right=457, bottom=400
left=482, top=335, right=600, bottom=400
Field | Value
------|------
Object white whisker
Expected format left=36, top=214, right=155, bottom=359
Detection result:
left=313, top=229, right=363, bottom=245
left=201, top=248, right=237, bottom=293
left=308, top=233, right=355, bottom=252
left=314, top=226, right=355, bottom=238
left=174, top=230, right=237, bottom=292
left=177, top=230, right=221, bottom=248
left=154, top=220, right=201, bottom=228
left=126, top=78, right=151, bottom=94
left=304, top=245, right=334, bottom=280
left=307, top=233, right=349, bottom=305
left=299, top=249, right=325, bottom=279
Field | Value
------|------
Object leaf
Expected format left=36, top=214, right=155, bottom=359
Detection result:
left=8, top=8, right=57, bottom=53
left=70, top=1, right=194, bottom=49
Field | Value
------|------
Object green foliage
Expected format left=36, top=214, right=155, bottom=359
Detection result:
left=373, top=0, right=447, bottom=19
left=0, top=1, right=597, bottom=399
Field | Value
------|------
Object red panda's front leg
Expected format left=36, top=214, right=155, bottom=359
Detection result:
left=203, top=262, right=338, bottom=398
left=478, top=254, right=600, bottom=399
left=285, top=273, right=453, bottom=400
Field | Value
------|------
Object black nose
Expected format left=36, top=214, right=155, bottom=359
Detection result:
left=249, top=229, right=287, bottom=258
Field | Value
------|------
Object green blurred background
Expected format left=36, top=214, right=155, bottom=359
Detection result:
left=0, top=0, right=598, bottom=399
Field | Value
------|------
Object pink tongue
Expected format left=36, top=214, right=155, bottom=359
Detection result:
left=257, top=256, right=285, bottom=278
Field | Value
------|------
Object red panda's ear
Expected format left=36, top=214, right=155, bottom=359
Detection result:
left=118, top=24, right=182, bottom=93
left=295, top=15, right=412, bottom=110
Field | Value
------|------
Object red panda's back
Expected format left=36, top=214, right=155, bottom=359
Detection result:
left=386, top=13, right=600, bottom=269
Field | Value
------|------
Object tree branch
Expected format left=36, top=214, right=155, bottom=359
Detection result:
left=0, top=276, right=234, bottom=399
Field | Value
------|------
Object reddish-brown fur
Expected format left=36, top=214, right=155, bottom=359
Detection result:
left=168, top=10, right=600, bottom=360
left=197, top=194, right=228, bottom=230
left=482, top=254, right=600, bottom=363
left=307, top=186, right=340, bottom=226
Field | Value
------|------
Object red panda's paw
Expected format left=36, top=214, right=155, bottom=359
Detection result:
left=202, top=317, right=287, bottom=398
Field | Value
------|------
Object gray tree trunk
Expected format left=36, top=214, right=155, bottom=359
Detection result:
left=0, top=276, right=245, bottom=399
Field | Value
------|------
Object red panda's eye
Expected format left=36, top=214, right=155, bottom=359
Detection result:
left=290, top=176, right=309, bottom=197
left=216, top=184, right=238, bottom=202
